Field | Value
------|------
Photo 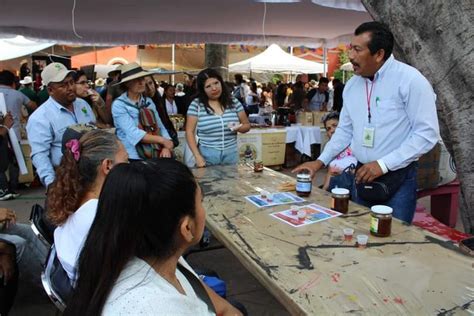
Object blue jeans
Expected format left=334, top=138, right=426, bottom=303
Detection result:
left=200, top=145, right=238, bottom=166
left=330, top=163, right=418, bottom=223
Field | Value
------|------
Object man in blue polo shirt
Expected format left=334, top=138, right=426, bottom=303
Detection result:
left=26, top=63, right=96, bottom=187
left=293, top=22, right=439, bottom=223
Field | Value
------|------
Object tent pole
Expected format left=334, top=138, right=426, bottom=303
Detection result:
left=323, top=45, right=327, bottom=77
left=171, top=44, right=176, bottom=85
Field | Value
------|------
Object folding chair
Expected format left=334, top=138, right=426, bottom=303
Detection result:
left=29, top=204, right=55, bottom=247
left=41, top=245, right=72, bottom=312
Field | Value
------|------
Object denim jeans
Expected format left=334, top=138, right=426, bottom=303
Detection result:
left=330, top=163, right=418, bottom=224
left=200, top=145, right=238, bottom=166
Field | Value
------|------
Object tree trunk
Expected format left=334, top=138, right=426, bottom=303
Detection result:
left=204, top=44, right=229, bottom=81
left=361, top=0, right=474, bottom=233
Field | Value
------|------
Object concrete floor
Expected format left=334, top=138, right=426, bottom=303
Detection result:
left=2, top=166, right=464, bottom=315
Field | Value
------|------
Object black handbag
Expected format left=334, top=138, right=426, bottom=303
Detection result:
left=355, top=162, right=414, bottom=202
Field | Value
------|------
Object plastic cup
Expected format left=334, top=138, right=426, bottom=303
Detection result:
left=297, top=209, right=306, bottom=221
left=290, top=205, right=299, bottom=215
left=357, top=234, right=369, bottom=248
left=343, top=228, right=354, bottom=241
left=260, top=190, right=268, bottom=199
left=266, top=192, right=274, bottom=202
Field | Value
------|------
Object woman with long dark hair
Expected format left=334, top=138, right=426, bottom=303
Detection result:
left=65, top=159, right=241, bottom=315
left=144, top=76, right=179, bottom=147
left=185, top=68, right=250, bottom=167
left=47, top=129, right=128, bottom=281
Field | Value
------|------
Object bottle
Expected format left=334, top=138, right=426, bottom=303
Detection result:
left=244, top=145, right=253, bottom=161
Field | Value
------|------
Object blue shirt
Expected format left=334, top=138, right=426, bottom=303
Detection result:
left=187, top=98, right=244, bottom=150
left=26, top=97, right=96, bottom=186
left=112, top=93, right=170, bottom=160
left=0, top=85, right=31, bottom=139
left=319, top=55, right=440, bottom=171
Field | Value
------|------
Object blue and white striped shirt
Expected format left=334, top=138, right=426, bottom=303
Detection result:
left=187, top=98, right=244, bottom=150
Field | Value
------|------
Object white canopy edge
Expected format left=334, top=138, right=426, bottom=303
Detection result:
left=0, top=35, right=55, bottom=61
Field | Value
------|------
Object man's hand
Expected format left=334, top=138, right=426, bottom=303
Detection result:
left=0, top=208, right=16, bottom=225
left=292, top=160, right=324, bottom=179
left=355, top=161, right=384, bottom=183
left=161, top=139, right=174, bottom=150
left=1, top=112, right=14, bottom=129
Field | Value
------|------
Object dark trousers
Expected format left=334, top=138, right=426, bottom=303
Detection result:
left=0, top=161, right=19, bottom=191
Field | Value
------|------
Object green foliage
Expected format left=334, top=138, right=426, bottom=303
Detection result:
left=271, top=74, right=284, bottom=84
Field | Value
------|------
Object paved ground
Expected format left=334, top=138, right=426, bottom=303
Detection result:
left=2, top=167, right=464, bottom=315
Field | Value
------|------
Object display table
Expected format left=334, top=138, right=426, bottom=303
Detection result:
left=194, top=164, right=474, bottom=315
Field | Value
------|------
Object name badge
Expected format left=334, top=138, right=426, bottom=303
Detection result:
left=363, top=127, right=375, bottom=147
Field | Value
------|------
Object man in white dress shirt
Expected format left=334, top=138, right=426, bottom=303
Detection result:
left=293, top=22, right=440, bottom=223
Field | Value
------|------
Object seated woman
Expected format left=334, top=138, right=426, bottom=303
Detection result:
left=112, top=63, right=174, bottom=160
left=186, top=68, right=250, bottom=167
left=66, top=159, right=242, bottom=315
left=321, top=112, right=358, bottom=191
left=47, top=129, right=128, bottom=282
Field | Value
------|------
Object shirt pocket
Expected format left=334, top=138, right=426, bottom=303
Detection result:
left=376, top=98, right=405, bottom=125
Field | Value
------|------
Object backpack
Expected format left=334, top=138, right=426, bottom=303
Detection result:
left=129, top=99, right=162, bottom=159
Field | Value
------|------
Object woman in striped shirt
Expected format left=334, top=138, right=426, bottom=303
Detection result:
left=186, top=68, right=250, bottom=167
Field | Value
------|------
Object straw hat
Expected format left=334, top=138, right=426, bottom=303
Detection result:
left=95, top=78, right=106, bottom=87
left=20, top=76, right=33, bottom=85
left=115, top=63, right=150, bottom=85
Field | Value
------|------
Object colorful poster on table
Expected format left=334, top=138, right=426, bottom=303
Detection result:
left=271, top=203, right=342, bottom=227
left=245, top=192, right=305, bottom=208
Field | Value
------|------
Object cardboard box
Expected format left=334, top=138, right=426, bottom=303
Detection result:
left=312, top=111, right=325, bottom=127
left=297, top=112, right=313, bottom=126
left=238, top=130, right=286, bottom=166
left=18, top=143, right=34, bottom=184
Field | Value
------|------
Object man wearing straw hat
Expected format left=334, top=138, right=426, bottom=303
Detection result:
left=26, top=63, right=96, bottom=187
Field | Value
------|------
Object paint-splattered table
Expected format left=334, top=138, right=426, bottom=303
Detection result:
left=194, top=164, right=474, bottom=315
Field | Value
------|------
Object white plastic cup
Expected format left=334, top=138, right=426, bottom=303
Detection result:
left=357, top=234, right=369, bottom=248
left=260, top=190, right=268, bottom=199
left=266, top=192, right=274, bottom=202
left=290, top=205, right=299, bottom=215
left=343, top=228, right=354, bottom=241
left=297, top=209, right=306, bottom=220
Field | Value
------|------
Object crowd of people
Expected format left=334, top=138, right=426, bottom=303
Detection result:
left=0, top=21, right=440, bottom=315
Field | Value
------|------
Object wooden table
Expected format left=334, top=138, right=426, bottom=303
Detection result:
left=193, top=164, right=474, bottom=315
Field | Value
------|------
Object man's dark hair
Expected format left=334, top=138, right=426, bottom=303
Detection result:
left=234, top=73, right=244, bottom=84
left=0, top=70, right=15, bottom=86
left=319, top=77, right=329, bottom=85
left=355, top=21, right=394, bottom=61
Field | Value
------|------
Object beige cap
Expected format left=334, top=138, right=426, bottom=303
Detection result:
left=41, top=62, right=75, bottom=86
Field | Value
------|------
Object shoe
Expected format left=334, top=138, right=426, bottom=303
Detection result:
left=10, top=191, right=20, bottom=198
left=0, top=189, right=13, bottom=201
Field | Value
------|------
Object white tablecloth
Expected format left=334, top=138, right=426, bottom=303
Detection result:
left=285, top=125, right=324, bottom=157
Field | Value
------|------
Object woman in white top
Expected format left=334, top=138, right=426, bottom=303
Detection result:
left=65, top=159, right=242, bottom=316
left=163, top=84, right=179, bottom=115
left=47, top=128, right=129, bottom=282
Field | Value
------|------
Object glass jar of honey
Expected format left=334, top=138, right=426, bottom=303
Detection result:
left=370, top=205, right=393, bottom=237
left=296, top=171, right=312, bottom=197
left=331, top=188, right=350, bottom=214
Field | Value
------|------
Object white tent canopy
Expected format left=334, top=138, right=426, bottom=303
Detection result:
left=229, top=44, right=324, bottom=73
left=340, top=62, right=354, bottom=71
left=0, top=36, right=55, bottom=61
left=0, top=0, right=369, bottom=47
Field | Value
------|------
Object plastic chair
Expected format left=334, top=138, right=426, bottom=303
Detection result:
left=41, top=245, right=72, bottom=312
left=29, top=204, right=55, bottom=247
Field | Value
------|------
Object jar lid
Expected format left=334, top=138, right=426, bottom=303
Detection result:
left=297, top=172, right=311, bottom=179
left=331, top=188, right=350, bottom=195
left=371, top=205, right=393, bottom=215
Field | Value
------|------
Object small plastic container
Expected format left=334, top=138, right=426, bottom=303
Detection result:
left=266, top=192, right=274, bottom=202
left=297, top=209, right=306, bottom=221
left=331, top=188, right=350, bottom=214
left=343, top=228, right=354, bottom=241
left=357, top=234, right=368, bottom=248
left=370, top=205, right=393, bottom=237
left=254, top=160, right=264, bottom=172
left=296, top=171, right=312, bottom=197
left=290, top=205, right=299, bottom=215
left=260, top=190, right=268, bottom=200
